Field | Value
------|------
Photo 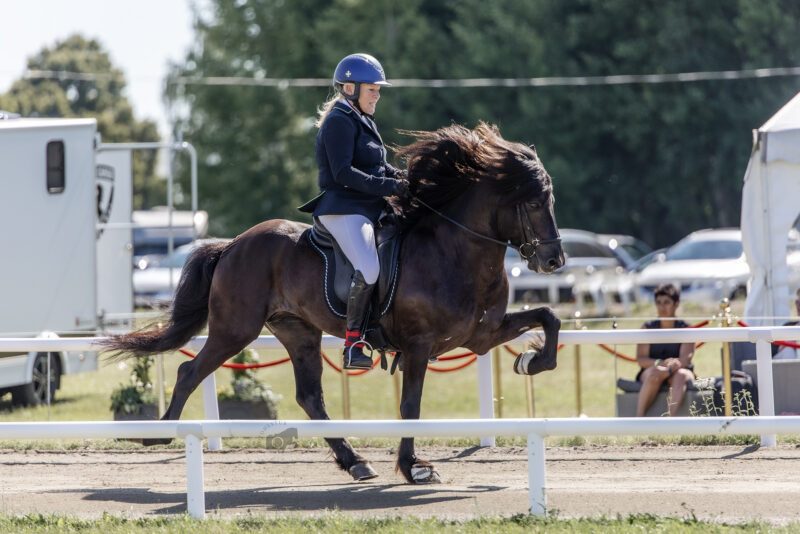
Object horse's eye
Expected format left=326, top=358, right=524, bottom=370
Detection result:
left=529, top=201, right=541, bottom=209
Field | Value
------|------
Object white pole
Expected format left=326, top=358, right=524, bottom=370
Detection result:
left=184, top=433, right=205, bottom=519
left=477, top=352, right=495, bottom=447
left=755, top=340, right=777, bottom=447
left=202, top=373, right=223, bottom=451
left=527, top=432, right=546, bottom=516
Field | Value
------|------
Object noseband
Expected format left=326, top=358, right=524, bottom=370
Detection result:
left=414, top=197, right=561, bottom=257
left=516, top=204, right=561, bottom=260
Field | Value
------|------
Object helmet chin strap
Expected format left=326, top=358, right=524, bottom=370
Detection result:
left=338, top=82, right=361, bottom=103
left=342, top=92, right=374, bottom=119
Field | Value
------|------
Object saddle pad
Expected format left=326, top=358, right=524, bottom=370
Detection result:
left=306, top=224, right=403, bottom=319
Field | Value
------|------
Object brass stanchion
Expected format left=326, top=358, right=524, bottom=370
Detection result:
left=341, top=367, right=351, bottom=420
left=493, top=346, right=503, bottom=418
left=525, top=375, right=535, bottom=418
left=718, top=298, right=734, bottom=416
left=574, top=311, right=583, bottom=417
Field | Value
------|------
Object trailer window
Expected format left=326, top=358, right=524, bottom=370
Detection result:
left=46, top=140, right=65, bottom=193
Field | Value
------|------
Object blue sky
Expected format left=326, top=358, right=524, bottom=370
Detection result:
left=0, top=0, right=198, bottom=137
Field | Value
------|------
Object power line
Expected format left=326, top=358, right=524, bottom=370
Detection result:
left=22, top=66, right=800, bottom=88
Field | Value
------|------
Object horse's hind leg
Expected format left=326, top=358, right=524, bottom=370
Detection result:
left=270, top=315, right=377, bottom=481
left=143, top=331, right=258, bottom=446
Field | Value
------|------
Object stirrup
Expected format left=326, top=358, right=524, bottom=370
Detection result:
left=343, top=340, right=374, bottom=370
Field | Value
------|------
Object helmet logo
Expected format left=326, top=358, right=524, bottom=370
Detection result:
left=345, top=70, right=351, bottom=78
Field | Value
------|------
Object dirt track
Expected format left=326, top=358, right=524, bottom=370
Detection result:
left=1, top=445, right=800, bottom=523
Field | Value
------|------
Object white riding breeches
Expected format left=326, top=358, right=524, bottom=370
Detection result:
left=318, top=214, right=379, bottom=285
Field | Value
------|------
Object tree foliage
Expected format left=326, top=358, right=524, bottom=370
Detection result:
left=167, top=1, right=800, bottom=245
left=0, top=35, right=164, bottom=209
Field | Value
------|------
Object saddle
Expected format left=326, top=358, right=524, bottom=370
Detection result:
left=306, top=215, right=404, bottom=351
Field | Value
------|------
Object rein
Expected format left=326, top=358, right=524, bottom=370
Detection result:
left=413, top=197, right=561, bottom=257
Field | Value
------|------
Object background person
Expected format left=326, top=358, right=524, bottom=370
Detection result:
left=635, top=283, right=696, bottom=416
left=299, top=53, right=407, bottom=370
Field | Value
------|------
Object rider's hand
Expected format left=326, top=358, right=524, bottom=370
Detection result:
left=393, top=178, right=409, bottom=197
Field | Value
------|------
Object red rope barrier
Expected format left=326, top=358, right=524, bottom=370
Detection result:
left=428, top=355, right=478, bottom=373
left=320, top=351, right=379, bottom=376
left=435, top=351, right=475, bottom=361
left=737, top=319, right=800, bottom=349
left=179, top=348, right=290, bottom=369
left=180, top=345, right=480, bottom=374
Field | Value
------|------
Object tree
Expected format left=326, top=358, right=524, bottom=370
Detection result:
left=448, top=0, right=800, bottom=246
left=165, top=0, right=463, bottom=236
left=167, top=0, right=800, bottom=245
left=0, top=34, right=164, bottom=209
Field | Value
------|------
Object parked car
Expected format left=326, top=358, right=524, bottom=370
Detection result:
left=506, top=229, right=627, bottom=305
left=635, top=228, right=749, bottom=302
left=597, top=234, right=653, bottom=267
left=133, top=238, right=230, bottom=307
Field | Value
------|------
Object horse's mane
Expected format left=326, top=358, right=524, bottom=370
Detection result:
left=392, top=122, right=550, bottom=223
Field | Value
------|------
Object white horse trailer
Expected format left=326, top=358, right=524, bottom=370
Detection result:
left=0, top=117, right=134, bottom=406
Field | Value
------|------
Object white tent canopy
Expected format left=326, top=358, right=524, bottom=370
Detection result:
left=741, top=91, right=800, bottom=325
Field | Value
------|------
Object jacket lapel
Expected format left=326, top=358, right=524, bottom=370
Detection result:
left=335, top=100, right=383, bottom=144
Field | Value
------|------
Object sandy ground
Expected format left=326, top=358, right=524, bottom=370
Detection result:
left=1, top=444, right=800, bottom=523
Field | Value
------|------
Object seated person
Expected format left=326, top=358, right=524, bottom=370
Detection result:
left=772, top=287, right=800, bottom=360
left=636, top=283, right=696, bottom=416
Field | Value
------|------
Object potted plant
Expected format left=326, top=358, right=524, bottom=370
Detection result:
left=218, top=349, right=280, bottom=419
left=110, top=356, right=158, bottom=420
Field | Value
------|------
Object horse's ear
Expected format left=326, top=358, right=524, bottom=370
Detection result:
left=528, top=143, right=537, bottom=153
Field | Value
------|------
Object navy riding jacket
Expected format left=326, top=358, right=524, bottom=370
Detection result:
left=298, top=100, right=402, bottom=223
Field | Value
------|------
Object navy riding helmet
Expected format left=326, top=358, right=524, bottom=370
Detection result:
left=333, top=53, right=390, bottom=101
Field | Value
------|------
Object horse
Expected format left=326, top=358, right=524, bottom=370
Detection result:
left=103, top=122, right=565, bottom=484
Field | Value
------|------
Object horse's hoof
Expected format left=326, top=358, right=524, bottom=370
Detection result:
left=514, top=350, right=555, bottom=376
left=411, top=462, right=441, bottom=484
left=349, top=462, right=378, bottom=481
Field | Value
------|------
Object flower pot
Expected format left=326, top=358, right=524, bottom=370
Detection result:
left=219, top=399, right=277, bottom=420
left=113, top=403, right=158, bottom=421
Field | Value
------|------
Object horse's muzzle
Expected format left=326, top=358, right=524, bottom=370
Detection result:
left=527, top=246, right=565, bottom=274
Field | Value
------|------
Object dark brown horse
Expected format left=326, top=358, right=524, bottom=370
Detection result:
left=104, top=122, right=564, bottom=484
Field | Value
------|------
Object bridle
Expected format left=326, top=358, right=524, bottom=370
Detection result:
left=515, top=203, right=562, bottom=260
left=414, top=197, right=561, bottom=259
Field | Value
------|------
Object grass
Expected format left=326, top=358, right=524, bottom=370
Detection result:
left=0, top=299, right=777, bottom=450
left=0, top=514, right=796, bottom=533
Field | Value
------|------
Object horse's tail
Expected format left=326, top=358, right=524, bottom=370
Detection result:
left=103, top=241, right=229, bottom=358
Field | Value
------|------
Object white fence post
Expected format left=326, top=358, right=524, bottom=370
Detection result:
left=202, top=373, right=222, bottom=451
left=185, top=433, right=206, bottom=519
left=477, top=352, right=495, bottom=447
left=755, top=340, right=777, bottom=447
left=527, top=432, right=546, bottom=516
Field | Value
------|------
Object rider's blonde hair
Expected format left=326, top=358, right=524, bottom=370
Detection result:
left=315, top=93, right=341, bottom=128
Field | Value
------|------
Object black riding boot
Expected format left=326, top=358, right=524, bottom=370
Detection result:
left=343, top=270, right=375, bottom=370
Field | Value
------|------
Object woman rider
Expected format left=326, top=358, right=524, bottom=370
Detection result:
left=299, top=53, right=408, bottom=369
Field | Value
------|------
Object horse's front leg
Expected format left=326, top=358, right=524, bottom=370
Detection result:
left=396, top=348, right=441, bottom=484
left=471, top=306, right=561, bottom=376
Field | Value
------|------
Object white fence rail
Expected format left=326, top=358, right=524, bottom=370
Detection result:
left=4, top=325, right=800, bottom=446
left=3, top=416, right=800, bottom=519
left=2, top=327, right=800, bottom=518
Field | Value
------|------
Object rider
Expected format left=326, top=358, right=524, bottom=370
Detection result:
left=299, top=53, right=408, bottom=369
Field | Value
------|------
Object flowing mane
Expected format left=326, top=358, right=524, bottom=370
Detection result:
left=393, top=122, right=551, bottom=221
